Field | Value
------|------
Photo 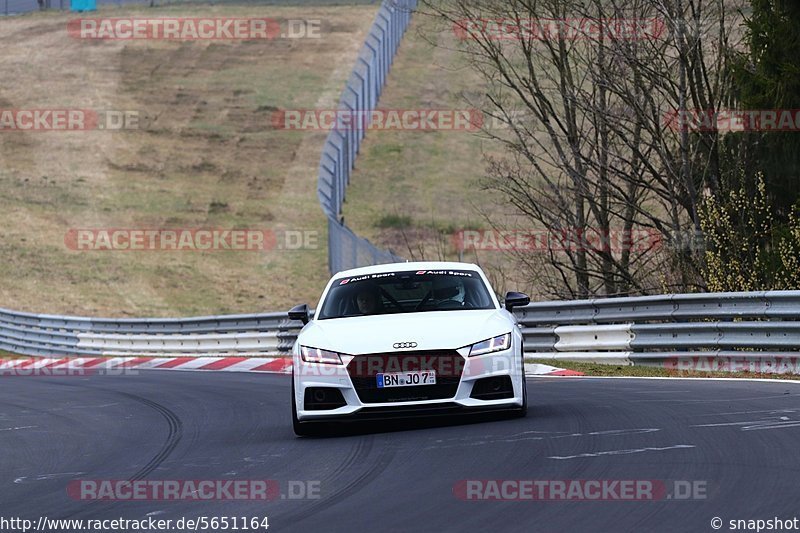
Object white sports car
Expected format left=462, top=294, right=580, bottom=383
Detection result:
left=288, top=261, right=530, bottom=436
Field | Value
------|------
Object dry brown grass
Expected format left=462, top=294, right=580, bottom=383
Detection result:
left=0, top=3, right=377, bottom=316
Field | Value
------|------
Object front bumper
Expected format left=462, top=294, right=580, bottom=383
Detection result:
left=293, top=347, right=524, bottom=421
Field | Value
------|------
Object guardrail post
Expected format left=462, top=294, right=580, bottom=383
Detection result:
left=352, top=69, right=367, bottom=145
left=343, top=95, right=356, bottom=172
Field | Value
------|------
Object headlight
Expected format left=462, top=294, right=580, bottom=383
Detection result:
left=468, top=333, right=511, bottom=357
left=300, top=346, right=343, bottom=365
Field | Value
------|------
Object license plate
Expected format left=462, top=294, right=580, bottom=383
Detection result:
left=376, top=370, right=437, bottom=388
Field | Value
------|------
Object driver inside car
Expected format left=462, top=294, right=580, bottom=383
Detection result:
left=432, top=279, right=464, bottom=308
left=355, top=285, right=382, bottom=315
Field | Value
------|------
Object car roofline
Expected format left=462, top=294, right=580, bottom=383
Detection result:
left=333, top=261, right=482, bottom=278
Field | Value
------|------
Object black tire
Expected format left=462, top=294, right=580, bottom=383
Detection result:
left=515, top=353, right=528, bottom=418
left=292, top=376, right=324, bottom=437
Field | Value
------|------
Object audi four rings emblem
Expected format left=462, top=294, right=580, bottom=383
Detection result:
left=393, top=342, right=417, bottom=349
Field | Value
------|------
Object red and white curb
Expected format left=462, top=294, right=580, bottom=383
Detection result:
left=0, top=356, right=293, bottom=374
left=0, top=358, right=582, bottom=376
left=525, top=362, right=584, bottom=376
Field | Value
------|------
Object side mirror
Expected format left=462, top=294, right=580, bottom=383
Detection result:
left=504, top=291, right=530, bottom=311
left=288, top=303, right=310, bottom=325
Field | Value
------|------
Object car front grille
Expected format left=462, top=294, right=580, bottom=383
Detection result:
left=346, top=351, right=465, bottom=404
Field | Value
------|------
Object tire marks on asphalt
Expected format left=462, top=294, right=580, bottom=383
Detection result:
left=274, top=438, right=396, bottom=526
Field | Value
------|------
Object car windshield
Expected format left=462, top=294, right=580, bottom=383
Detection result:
left=317, top=269, right=496, bottom=319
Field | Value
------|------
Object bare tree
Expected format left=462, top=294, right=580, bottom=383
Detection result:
left=421, top=0, right=744, bottom=298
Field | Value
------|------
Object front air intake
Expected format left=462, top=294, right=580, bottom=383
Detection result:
left=304, top=387, right=347, bottom=410
left=470, top=376, right=514, bottom=400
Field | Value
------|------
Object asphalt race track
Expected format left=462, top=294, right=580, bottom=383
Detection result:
left=3, top=372, right=800, bottom=532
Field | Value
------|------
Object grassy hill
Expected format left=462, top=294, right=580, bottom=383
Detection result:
left=0, top=3, right=377, bottom=316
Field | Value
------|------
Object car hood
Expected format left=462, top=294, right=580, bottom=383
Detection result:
left=297, top=309, right=513, bottom=354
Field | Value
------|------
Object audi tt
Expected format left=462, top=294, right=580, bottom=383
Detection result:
left=287, top=261, right=530, bottom=436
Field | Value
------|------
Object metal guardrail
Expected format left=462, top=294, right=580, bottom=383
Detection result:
left=519, top=291, right=800, bottom=371
left=317, top=0, right=413, bottom=274
left=8, top=291, right=800, bottom=375
left=515, top=291, right=800, bottom=325
left=0, top=308, right=301, bottom=357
